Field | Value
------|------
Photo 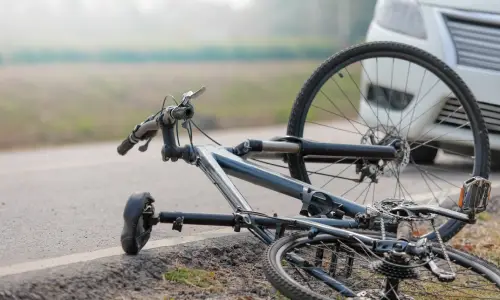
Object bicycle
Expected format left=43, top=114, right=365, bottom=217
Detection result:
left=116, top=42, right=500, bottom=299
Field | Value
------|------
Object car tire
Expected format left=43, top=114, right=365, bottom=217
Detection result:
left=409, top=141, right=438, bottom=165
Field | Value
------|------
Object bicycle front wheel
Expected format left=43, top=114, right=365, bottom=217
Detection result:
left=287, top=41, right=490, bottom=242
left=264, top=231, right=500, bottom=300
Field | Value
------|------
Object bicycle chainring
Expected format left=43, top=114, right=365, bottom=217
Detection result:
left=373, top=198, right=436, bottom=222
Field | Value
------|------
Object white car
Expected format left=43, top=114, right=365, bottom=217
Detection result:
left=359, top=0, right=500, bottom=164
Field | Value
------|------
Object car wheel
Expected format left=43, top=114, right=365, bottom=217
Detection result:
left=409, top=141, right=438, bottom=165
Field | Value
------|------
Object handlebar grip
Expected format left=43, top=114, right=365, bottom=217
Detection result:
left=117, top=137, right=136, bottom=156
left=170, top=106, right=194, bottom=120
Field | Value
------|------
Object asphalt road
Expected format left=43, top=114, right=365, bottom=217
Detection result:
left=0, top=123, right=497, bottom=268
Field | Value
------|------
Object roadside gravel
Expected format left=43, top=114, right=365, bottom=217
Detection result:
left=0, top=233, right=277, bottom=300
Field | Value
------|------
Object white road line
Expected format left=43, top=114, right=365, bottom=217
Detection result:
left=0, top=228, right=238, bottom=278
left=1, top=181, right=498, bottom=278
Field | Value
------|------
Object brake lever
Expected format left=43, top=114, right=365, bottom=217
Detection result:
left=137, top=128, right=158, bottom=152
left=138, top=137, right=153, bottom=152
left=180, top=86, right=206, bottom=106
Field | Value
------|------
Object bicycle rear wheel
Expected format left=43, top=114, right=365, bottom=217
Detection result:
left=287, top=41, right=490, bottom=242
left=264, top=231, right=500, bottom=300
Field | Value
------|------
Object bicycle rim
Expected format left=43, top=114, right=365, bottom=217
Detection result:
left=286, top=41, right=490, bottom=242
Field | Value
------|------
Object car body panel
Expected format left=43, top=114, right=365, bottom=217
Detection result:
left=418, top=0, right=500, bottom=14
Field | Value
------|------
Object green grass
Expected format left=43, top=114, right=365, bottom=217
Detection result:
left=163, top=265, right=291, bottom=299
left=163, top=266, right=223, bottom=291
left=0, top=61, right=362, bottom=150
left=477, top=211, right=492, bottom=221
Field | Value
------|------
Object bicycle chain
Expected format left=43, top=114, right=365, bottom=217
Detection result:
left=431, top=219, right=455, bottom=275
left=380, top=216, right=386, bottom=240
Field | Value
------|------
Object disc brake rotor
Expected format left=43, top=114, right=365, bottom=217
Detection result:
left=360, top=127, right=410, bottom=178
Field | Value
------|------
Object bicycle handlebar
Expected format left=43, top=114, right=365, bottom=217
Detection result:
left=170, top=106, right=194, bottom=120
left=116, top=103, right=194, bottom=156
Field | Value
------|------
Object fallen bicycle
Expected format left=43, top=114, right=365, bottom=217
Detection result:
left=117, top=42, right=500, bottom=300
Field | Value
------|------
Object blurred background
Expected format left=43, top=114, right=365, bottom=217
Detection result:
left=0, top=0, right=376, bottom=150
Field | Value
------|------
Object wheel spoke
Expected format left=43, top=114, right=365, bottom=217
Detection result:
left=405, top=69, right=427, bottom=141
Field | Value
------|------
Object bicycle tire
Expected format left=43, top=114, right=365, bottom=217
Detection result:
left=263, top=231, right=500, bottom=300
left=286, top=41, right=490, bottom=242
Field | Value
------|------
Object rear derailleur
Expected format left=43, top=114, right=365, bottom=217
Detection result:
left=373, top=235, right=456, bottom=282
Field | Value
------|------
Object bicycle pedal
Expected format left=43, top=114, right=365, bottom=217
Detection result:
left=458, top=176, right=492, bottom=216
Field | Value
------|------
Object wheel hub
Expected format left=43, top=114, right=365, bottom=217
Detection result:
left=360, top=128, right=410, bottom=179
left=381, top=138, right=410, bottom=177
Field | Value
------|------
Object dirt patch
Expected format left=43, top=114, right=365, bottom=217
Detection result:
left=141, top=221, right=500, bottom=300
left=0, top=235, right=282, bottom=300
left=139, top=243, right=277, bottom=300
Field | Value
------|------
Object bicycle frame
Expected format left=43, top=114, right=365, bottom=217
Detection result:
left=154, top=137, right=478, bottom=246
left=121, top=101, right=487, bottom=247
left=196, top=142, right=372, bottom=244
